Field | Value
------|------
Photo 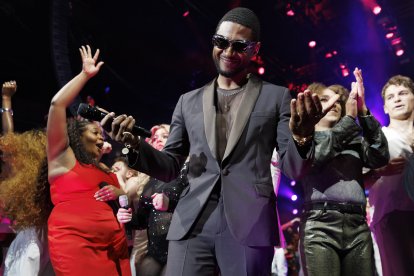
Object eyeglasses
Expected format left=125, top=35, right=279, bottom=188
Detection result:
left=212, top=34, right=257, bottom=53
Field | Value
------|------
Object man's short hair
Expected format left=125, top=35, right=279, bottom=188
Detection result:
left=381, top=75, right=414, bottom=100
left=216, top=7, right=261, bottom=41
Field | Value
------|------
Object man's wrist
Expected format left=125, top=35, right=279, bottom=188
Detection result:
left=292, top=133, right=313, bottom=147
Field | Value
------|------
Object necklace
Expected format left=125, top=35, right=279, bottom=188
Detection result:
left=217, top=86, right=245, bottom=97
left=217, top=86, right=246, bottom=112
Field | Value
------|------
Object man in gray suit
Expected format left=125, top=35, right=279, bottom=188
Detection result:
left=105, top=7, right=338, bottom=276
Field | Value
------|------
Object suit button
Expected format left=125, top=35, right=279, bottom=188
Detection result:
left=222, top=169, right=229, bottom=176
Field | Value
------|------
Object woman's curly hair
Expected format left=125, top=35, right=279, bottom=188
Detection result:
left=0, top=130, right=53, bottom=231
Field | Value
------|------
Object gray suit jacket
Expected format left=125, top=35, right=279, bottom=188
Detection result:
left=133, top=75, right=313, bottom=246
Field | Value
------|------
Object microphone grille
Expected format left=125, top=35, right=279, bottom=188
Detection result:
left=77, top=103, right=89, bottom=116
left=119, top=194, right=129, bottom=207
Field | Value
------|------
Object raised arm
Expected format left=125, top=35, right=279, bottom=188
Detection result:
left=1, top=80, right=17, bottom=134
left=47, top=45, right=104, bottom=162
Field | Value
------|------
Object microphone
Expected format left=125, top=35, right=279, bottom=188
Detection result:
left=119, top=195, right=133, bottom=240
left=77, top=103, right=151, bottom=138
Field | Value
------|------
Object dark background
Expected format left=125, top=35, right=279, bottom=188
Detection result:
left=1, top=0, right=413, bottom=223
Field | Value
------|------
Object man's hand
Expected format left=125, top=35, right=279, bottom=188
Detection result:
left=101, top=113, right=140, bottom=147
left=289, top=90, right=339, bottom=138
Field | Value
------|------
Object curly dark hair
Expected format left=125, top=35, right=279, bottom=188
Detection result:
left=67, top=118, right=108, bottom=172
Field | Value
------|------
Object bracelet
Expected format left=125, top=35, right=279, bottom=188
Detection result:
left=0, top=107, right=13, bottom=116
left=292, top=134, right=313, bottom=147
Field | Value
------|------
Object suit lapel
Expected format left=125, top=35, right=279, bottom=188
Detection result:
left=222, top=75, right=262, bottom=161
left=203, top=79, right=218, bottom=160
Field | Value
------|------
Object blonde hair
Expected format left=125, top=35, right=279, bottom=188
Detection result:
left=307, top=82, right=327, bottom=95
left=145, top=124, right=170, bottom=146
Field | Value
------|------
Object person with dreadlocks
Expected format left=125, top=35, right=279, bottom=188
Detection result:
left=104, top=7, right=338, bottom=276
left=46, top=45, right=131, bottom=275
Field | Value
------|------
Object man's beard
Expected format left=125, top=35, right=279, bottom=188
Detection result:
left=213, top=57, right=245, bottom=78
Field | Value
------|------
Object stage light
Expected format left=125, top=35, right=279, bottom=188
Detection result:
left=286, top=3, right=295, bottom=16
left=292, top=209, right=298, bottom=215
left=182, top=10, right=189, bottom=17
left=291, top=195, right=298, bottom=201
left=290, top=180, right=296, bottom=187
left=372, top=5, right=381, bottom=15
left=104, top=86, right=110, bottom=94
left=308, top=41, right=316, bottom=48
left=325, top=52, right=333, bottom=58
left=385, top=32, right=394, bottom=39
left=332, top=50, right=338, bottom=55
left=395, top=49, right=404, bottom=56
left=391, top=37, right=402, bottom=46
left=258, top=67, right=265, bottom=75
left=339, top=63, right=349, bottom=77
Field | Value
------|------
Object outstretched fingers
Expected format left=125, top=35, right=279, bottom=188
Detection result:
left=321, top=93, right=340, bottom=115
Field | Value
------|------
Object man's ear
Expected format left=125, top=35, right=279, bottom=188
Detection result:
left=252, top=42, right=261, bottom=56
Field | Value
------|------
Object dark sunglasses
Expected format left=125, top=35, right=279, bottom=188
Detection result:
left=212, top=34, right=257, bottom=53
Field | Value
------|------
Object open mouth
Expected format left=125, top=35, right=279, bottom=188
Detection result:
left=96, top=143, right=104, bottom=150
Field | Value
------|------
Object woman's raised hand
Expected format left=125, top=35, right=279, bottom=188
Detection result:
left=79, top=45, right=104, bottom=78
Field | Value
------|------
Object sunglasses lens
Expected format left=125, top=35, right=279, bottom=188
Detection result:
left=212, top=36, right=229, bottom=49
left=231, top=41, right=249, bottom=53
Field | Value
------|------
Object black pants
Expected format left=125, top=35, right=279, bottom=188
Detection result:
left=299, top=209, right=374, bottom=276
left=165, top=188, right=274, bottom=276
left=372, top=210, right=414, bottom=276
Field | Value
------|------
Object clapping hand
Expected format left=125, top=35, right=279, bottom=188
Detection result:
left=289, top=90, right=340, bottom=139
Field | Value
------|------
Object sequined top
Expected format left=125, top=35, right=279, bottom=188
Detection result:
left=131, top=162, right=189, bottom=265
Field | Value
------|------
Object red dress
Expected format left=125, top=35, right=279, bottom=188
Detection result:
left=48, top=160, right=131, bottom=276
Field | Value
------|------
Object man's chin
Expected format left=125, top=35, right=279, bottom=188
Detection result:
left=217, top=68, right=242, bottom=78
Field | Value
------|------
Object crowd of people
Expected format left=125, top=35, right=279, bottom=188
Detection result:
left=1, top=6, right=413, bottom=276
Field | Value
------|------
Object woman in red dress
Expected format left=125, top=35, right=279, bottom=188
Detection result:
left=46, top=45, right=131, bottom=275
